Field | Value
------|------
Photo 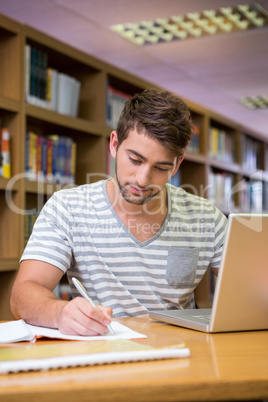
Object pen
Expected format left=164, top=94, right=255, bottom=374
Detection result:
left=72, top=277, right=114, bottom=335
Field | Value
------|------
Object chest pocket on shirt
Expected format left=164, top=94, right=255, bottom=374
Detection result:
left=166, top=247, right=199, bottom=287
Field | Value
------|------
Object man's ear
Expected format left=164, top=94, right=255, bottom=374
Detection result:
left=109, top=131, right=118, bottom=159
left=171, top=154, right=185, bottom=177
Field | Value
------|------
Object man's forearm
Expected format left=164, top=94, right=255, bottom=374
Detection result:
left=10, top=280, right=68, bottom=328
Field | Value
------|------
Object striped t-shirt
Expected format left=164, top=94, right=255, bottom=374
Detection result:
left=21, top=180, right=227, bottom=316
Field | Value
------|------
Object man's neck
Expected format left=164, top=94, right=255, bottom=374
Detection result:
left=106, top=179, right=169, bottom=242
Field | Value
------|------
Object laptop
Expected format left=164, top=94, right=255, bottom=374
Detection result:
left=149, top=213, right=268, bottom=333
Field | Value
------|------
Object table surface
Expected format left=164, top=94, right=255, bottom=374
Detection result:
left=0, top=317, right=268, bottom=402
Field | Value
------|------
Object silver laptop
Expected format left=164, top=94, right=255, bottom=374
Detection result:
left=149, top=213, right=268, bottom=333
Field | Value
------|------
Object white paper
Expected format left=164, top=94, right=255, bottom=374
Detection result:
left=0, top=320, right=35, bottom=343
left=0, top=320, right=146, bottom=343
left=27, top=321, right=147, bottom=341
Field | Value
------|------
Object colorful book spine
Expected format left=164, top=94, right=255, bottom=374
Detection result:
left=25, top=132, right=76, bottom=185
left=0, top=133, right=2, bottom=177
left=36, top=135, right=43, bottom=181
left=46, top=138, right=53, bottom=182
left=209, top=127, right=235, bottom=163
left=1, top=128, right=11, bottom=178
left=187, top=120, right=200, bottom=154
left=28, top=131, right=37, bottom=181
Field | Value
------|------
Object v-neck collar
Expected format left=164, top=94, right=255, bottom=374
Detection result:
left=102, top=180, right=171, bottom=247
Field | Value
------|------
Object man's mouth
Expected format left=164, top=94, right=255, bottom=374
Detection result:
left=129, top=185, right=149, bottom=195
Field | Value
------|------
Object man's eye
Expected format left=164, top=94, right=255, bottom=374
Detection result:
left=129, top=157, right=141, bottom=165
left=155, top=166, right=169, bottom=172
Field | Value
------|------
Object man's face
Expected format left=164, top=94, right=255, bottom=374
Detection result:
left=110, top=129, right=181, bottom=206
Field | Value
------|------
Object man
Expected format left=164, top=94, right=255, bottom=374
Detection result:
left=10, top=88, right=227, bottom=336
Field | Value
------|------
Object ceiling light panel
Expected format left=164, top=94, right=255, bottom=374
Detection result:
left=111, top=3, right=268, bottom=46
left=240, top=95, right=268, bottom=109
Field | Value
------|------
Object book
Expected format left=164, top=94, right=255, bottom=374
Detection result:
left=25, top=133, right=76, bottom=185
left=209, top=127, right=235, bottom=163
left=106, top=86, right=132, bottom=127
left=24, top=209, right=39, bottom=247
left=26, top=131, right=37, bottom=180
left=1, top=128, right=11, bottom=178
left=0, top=321, right=190, bottom=373
left=25, top=45, right=80, bottom=117
left=0, top=132, right=2, bottom=177
left=24, top=44, right=31, bottom=101
left=187, top=120, right=200, bottom=153
left=208, top=169, right=235, bottom=210
left=0, top=339, right=190, bottom=374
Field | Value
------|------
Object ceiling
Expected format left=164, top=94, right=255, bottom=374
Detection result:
left=1, top=0, right=268, bottom=140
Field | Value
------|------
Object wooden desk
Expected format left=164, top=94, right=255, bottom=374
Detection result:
left=0, top=317, right=267, bottom=402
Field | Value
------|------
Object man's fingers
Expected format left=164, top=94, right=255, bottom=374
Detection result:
left=57, top=297, right=112, bottom=336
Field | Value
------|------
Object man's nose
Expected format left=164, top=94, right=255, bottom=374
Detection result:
left=136, top=166, right=152, bottom=187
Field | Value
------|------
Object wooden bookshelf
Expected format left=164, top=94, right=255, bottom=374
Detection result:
left=0, top=12, right=267, bottom=318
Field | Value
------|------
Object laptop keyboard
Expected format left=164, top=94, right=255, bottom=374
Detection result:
left=192, top=314, right=211, bottom=322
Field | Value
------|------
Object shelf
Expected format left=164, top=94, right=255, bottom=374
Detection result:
left=208, top=158, right=241, bottom=174
left=240, top=169, right=268, bottom=182
left=0, top=96, right=20, bottom=113
left=0, top=177, right=19, bottom=191
left=26, top=104, right=105, bottom=136
left=24, top=180, right=76, bottom=195
left=0, top=258, right=19, bottom=272
left=184, top=152, right=207, bottom=164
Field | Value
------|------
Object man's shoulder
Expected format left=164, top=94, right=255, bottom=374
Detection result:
left=53, top=180, right=105, bottom=199
left=168, top=184, right=214, bottom=207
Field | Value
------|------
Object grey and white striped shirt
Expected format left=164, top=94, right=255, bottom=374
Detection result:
left=21, top=180, right=227, bottom=316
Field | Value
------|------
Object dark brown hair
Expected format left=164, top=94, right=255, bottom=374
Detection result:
left=116, top=88, right=193, bottom=158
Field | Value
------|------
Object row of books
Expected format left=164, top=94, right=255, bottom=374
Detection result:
left=25, top=132, right=77, bottom=185
left=208, top=170, right=268, bottom=213
left=187, top=120, right=200, bottom=154
left=25, top=44, right=81, bottom=117
left=24, top=209, right=39, bottom=247
left=208, top=170, right=235, bottom=210
left=241, top=135, right=262, bottom=172
left=106, top=86, right=132, bottom=128
left=209, top=127, right=235, bottom=163
left=0, top=128, right=11, bottom=178
left=239, top=179, right=268, bottom=212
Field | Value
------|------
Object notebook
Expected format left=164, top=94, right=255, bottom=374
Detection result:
left=0, top=340, right=190, bottom=374
left=149, top=213, right=268, bottom=333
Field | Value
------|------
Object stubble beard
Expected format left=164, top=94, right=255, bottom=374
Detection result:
left=115, top=164, right=163, bottom=206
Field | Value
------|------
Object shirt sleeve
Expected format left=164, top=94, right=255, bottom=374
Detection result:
left=20, top=191, right=74, bottom=273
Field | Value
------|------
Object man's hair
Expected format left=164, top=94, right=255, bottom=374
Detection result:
left=116, top=88, right=193, bottom=158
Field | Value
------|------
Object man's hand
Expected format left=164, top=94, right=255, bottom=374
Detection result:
left=57, top=297, right=113, bottom=336
left=11, top=261, right=113, bottom=336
